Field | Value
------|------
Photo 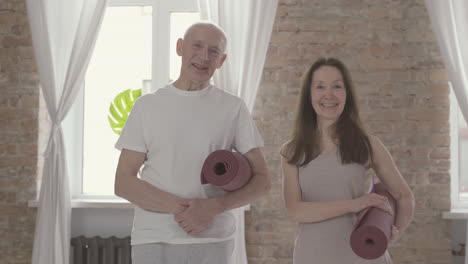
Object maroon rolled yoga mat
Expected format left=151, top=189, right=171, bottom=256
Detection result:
left=350, top=182, right=396, bottom=259
left=201, top=150, right=252, bottom=191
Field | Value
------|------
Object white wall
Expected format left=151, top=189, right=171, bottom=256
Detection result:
left=71, top=208, right=133, bottom=238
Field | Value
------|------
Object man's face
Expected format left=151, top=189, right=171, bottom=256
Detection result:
left=177, top=25, right=227, bottom=84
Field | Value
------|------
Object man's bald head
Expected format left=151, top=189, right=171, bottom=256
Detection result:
left=183, top=22, right=227, bottom=52
left=175, top=22, right=228, bottom=88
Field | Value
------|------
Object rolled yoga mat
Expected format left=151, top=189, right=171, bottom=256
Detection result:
left=201, top=150, right=252, bottom=191
left=350, top=182, right=396, bottom=259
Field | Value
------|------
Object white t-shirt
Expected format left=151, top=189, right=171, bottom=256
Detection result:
left=115, top=83, right=264, bottom=245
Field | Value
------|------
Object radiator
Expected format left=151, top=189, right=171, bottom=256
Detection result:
left=71, top=236, right=131, bottom=264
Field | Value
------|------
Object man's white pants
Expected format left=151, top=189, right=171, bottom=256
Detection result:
left=132, top=239, right=235, bottom=264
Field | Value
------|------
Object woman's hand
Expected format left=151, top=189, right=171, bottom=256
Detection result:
left=352, top=193, right=394, bottom=215
left=389, top=225, right=400, bottom=244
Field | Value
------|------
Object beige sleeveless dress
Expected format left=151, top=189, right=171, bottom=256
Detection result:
left=294, top=151, right=392, bottom=264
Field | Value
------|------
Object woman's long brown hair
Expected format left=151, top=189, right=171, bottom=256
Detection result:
left=281, top=57, right=372, bottom=166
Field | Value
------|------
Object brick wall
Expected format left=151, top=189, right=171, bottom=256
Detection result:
left=247, top=0, right=451, bottom=263
left=0, top=0, right=37, bottom=263
left=0, top=0, right=452, bottom=263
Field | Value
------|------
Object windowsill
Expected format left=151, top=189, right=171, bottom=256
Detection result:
left=28, top=198, right=133, bottom=209
left=28, top=199, right=251, bottom=211
left=443, top=209, right=468, bottom=219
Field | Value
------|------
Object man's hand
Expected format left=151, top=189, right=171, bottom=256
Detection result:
left=169, top=199, right=189, bottom=215
left=174, top=198, right=222, bottom=235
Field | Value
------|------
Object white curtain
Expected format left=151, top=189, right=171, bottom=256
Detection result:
left=198, top=0, right=278, bottom=112
left=425, top=0, right=468, bottom=123
left=197, top=1, right=278, bottom=263
left=26, top=0, right=107, bottom=263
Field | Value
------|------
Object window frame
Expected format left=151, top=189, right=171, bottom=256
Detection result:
left=450, top=86, right=468, bottom=209
left=64, top=0, right=199, bottom=200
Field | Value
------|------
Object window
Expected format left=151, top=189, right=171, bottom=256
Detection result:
left=450, top=88, right=468, bottom=208
left=63, top=0, right=200, bottom=198
left=458, top=104, right=468, bottom=191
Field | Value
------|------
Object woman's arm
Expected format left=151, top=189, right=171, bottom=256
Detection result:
left=282, top=155, right=393, bottom=223
left=370, top=135, right=415, bottom=239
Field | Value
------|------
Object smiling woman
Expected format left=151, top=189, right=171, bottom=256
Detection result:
left=310, top=66, right=347, bottom=122
left=281, top=57, right=415, bottom=264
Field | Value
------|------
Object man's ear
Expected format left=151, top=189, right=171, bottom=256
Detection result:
left=217, top=54, right=227, bottom=69
left=176, top=38, right=183, bottom=56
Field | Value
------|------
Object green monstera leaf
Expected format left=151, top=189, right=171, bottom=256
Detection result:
left=108, top=88, right=142, bottom=135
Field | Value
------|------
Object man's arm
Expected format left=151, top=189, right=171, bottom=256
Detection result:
left=214, top=147, right=271, bottom=210
left=175, top=147, right=270, bottom=234
left=115, top=149, right=188, bottom=214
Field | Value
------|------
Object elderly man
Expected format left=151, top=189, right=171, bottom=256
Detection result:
left=114, top=22, right=270, bottom=264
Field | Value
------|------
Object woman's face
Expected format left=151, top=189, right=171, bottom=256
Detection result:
left=310, top=66, right=347, bottom=123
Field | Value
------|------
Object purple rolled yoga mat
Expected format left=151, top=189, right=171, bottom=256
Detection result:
left=201, top=150, right=252, bottom=191
left=350, top=182, right=396, bottom=259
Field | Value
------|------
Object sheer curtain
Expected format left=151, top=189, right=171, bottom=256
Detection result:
left=197, top=1, right=278, bottom=263
left=425, top=0, right=468, bottom=122
left=198, top=0, right=278, bottom=112
left=26, top=0, right=107, bottom=263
